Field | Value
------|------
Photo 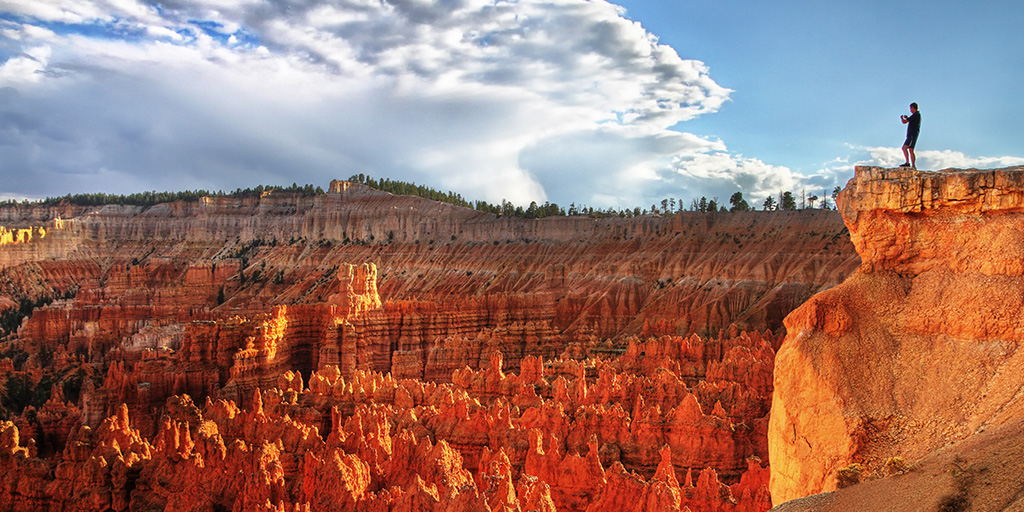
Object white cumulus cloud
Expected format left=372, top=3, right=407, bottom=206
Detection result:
left=0, top=0, right=843, bottom=208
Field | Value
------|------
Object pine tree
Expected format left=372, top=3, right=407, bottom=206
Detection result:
left=729, top=191, right=751, bottom=212
left=781, top=191, right=797, bottom=210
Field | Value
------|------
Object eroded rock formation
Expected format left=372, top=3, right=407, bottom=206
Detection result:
left=0, top=181, right=858, bottom=510
left=769, top=166, right=1024, bottom=506
left=0, top=337, right=775, bottom=510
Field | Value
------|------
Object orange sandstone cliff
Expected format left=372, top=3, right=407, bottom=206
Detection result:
left=0, top=181, right=859, bottom=510
left=769, top=165, right=1024, bottom=508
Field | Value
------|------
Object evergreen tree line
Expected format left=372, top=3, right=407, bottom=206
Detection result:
left=0, top=183, right=326, bottom=208
left=350, top=174, right=843, bottom=218
left=348, top=174, right=473, bottom=209
left=0, top=173, right=841, bottom=218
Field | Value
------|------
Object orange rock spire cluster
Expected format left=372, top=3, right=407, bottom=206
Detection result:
left=1, top=335, right=777, bottom=511
left=0, top=181, right=860, bottom=510
left=0, top=226, right=47, bottom=246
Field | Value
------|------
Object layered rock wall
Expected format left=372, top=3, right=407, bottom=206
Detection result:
left=1, top=184, right=857, bottom=337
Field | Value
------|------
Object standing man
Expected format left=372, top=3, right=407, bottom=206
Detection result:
left=900, top=102, right=921, bottom=168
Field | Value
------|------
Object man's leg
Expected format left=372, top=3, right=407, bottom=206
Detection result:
left=909, top=148, right=916, bottom=168
left=902, top=145, right=911, bottom=165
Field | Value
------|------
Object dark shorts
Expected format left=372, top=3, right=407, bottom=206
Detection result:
left=903, top=134, right=918, bottom=149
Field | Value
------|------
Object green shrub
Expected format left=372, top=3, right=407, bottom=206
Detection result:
left=884, top=456, right=912, bottom=475
left=836, top=462, right=863, bottom=488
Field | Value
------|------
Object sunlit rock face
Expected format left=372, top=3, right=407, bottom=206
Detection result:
left=0, top=182, right=859, bottom=510
left=769, top=166, right=1024, bottom=505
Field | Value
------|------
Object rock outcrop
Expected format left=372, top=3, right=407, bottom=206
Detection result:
left=769, top=166, right=1024, bottom=506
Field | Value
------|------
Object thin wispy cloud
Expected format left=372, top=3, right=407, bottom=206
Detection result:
left=854, top=146, right=1024, bottom=172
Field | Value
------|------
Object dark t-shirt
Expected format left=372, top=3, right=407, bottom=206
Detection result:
left=906, top=111, right=921, bottom=136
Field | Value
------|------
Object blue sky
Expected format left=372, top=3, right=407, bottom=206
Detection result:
left=1, top=0, right=1021, bottom=209
left=617, top=0, right=1024, bottom=174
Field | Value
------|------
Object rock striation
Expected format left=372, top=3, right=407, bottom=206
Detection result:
left=769, top=166, right=1024, bottom=506
left=0, top=181, right=860, bottom=510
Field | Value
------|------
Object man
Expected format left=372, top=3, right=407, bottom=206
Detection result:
left=900, top=102, right=921, bottom=168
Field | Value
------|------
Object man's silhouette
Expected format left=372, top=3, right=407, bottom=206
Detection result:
left=900, top=103, right=921, bottom=168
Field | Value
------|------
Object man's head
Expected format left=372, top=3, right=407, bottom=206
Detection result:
left=910, top=102, right=919, bottom=112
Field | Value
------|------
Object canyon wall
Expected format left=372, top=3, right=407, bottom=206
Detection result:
left=769, top=166, right=1024, bottom=506
left=0, top=183, right=857, bottom=338
left=0, top=181, right=859, bottom=510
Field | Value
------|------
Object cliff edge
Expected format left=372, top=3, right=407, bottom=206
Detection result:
left=769, top=165, right=1024, bottom=506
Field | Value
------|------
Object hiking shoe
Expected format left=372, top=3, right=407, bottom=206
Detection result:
left=899, top=163, right=911, bottom=167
